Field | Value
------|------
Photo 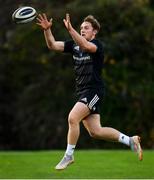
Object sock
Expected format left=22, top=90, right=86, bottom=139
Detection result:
left=65, top=144, right=76, bottom=156
left=118, top=133, right=130, bottom=146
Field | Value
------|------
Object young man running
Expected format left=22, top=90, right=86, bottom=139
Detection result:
left=36, top=13, right=143, bottom=170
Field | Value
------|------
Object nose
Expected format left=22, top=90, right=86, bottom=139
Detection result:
left=81, top=29, right=85, bottom=34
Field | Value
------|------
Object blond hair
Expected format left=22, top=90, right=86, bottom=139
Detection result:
left=84, top=15, right=100, bottom=32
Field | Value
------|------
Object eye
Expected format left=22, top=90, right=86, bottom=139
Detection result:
left=85, top=26, right=89, bottom=30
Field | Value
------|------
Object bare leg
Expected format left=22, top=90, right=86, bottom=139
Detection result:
left=67, top=102, right=90, bottom=144
left=55, top=102, right=90, bottom=170
left=82, top=114, right=120, bottom=141
left=82, top=114, right=143, bottom=161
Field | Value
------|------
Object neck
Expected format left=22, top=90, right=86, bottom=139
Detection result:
left=84, top=35, right=96, bottom=41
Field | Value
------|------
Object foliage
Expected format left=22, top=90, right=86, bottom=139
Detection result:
left=0, top=0, right=154, bottom=149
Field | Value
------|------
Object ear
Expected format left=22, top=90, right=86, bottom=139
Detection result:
left=93, top=29, right=98, bottom=35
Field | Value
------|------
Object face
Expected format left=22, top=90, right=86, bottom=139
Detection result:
left=80, top=21, right=97, bottom=41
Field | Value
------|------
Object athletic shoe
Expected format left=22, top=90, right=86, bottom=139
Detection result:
left=55, top=154, right=74, bottom=170
left=130, top=135, right=143, bottom=161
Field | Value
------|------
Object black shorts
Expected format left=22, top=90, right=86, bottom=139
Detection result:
left=77, top=88, right=105, bottom=114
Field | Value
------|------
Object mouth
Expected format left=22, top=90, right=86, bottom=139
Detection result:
left=81, top=34, right=86, bottom=37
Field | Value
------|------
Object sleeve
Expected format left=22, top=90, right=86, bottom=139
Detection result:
left=63, top=40, right=74, bottom=53
left=90, top=39, right=104, bottom=54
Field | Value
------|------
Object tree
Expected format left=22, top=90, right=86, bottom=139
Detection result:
left=0, top=0, right=154, bottom=149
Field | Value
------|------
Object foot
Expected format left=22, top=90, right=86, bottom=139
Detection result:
left=55, top=154, right=74, bottom=170
left=130, top=135, right=143, bottom=161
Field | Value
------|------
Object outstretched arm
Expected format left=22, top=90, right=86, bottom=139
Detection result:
left=63, top=14, right=97, bottom=53
left=36, top=13, right=64, bottom=52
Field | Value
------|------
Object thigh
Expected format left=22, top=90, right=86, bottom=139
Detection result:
left=82, top=114, right=101, bottom=132
left=69, top=102, right=91, bottom=123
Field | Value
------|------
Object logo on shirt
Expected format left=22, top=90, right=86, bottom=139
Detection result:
left=81, top=97, right=87, bottom=103
left=92, top=106, right=96, bottom=111
left=73, top=55, right=91, bottom=61
left=74, top=46, right=80, bottom=51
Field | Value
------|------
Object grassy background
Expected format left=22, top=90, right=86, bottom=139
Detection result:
left=0, top=150, right=153, bottom=179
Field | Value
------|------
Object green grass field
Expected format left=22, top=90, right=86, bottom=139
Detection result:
left=0, top=150, right=153, bottom=179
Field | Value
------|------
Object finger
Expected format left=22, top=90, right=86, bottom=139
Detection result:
left=38, top=14, right=44, bottom=21
left=36, top=22, right=41, bottom=26
left=36, top=17, right=42, bottom=23
left=65, top=13, right=68, bottom=21
left=43, top=13, right=48, bottom=21
left=50, top=18, right=53, bottom=23
left=63, top=19, right=69, bottom=29
left=63, top=19, right=67, bottom=26
left=66, top=13, right=70, bottom=22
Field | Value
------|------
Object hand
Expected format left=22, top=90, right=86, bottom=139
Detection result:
left=63, top=13, right=73, bottom=31
left=36, top=13, right=52, bottom=30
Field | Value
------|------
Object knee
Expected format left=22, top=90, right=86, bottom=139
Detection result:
left=89, top=129, right=101, bottom=139
left=68, top=113, right=78, bottom=126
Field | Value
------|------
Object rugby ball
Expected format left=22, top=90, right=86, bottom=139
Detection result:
left=12, top=6, right=37, bottom=24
